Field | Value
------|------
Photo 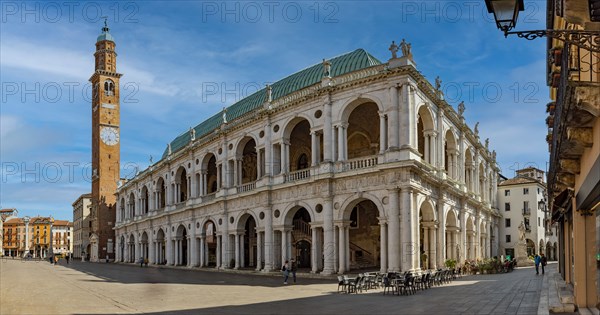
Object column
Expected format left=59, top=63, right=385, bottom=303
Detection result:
left=281, top=229, right=288, bottom=263
left=284, top=142, right=290, bottom=173
left=437, top=200, right=446, bottom=268
left=287, top=230, right=293, bottom=261
left=311, top=227, right=318, bottom=273
left=190, top=236, right=197, bottom=267
left=199, top=236, right=205, bottom=267
left=216, top=235, right=221, bottom=268
left=380, top=220, right=388, bottom=273
left=333, top=226, right=338, bottom=273
left=201, top=171, right=207, bottom=196
left=431, top=133, right=437, bottom=166
left=256, top=232, right=263, bottom=271
left=338, top=224, right=346, bottom=274
left=379, top=112, right=387, bottom=154
left=264, top=208, right=274, bottom=271
left=322, top=198, right=335, bottom=274
left=389, top=86, right=399, bottom=149
left=400, top=188, right=415, bottom=271
left=388, top=189, right=400, bottom=271
left=429, top=227, right=437, bottom=269
left=323, top=101, right=333, bottom=162
left=216, top=164, right=222, bottom=190
left=240, top=234, right=245, bottom=268
left=280, top=142, right=287, bottom=174
left=423, top=226, right=429, bottom=269
left=257, top=149, right=263, bottom=178
left=234, top=234, right=240, bottom=269
left=344, top=226, right=350, bottom=271
left=337, top=124, right=344, bottom=161
left=149, top=239, right=155, bottom=265
left=424, top=133, right=430, bottom=164
left=311, top=131, right=318, bottom=166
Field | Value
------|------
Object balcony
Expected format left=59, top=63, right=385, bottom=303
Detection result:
left=547, top=43, right=600, bottom=212
left=522, top=208, right=531, bottom=216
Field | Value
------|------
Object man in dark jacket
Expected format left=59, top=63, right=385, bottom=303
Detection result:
left=291, top=258, right=298, bottom=283
left=541, top=253, right=547, bottom=274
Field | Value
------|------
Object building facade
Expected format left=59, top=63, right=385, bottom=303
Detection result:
left=114, top=40, right=501, bottom=274
left=52, top=220, right=73, bottom=255
left=2, top=215, right=54, bottom=258
left=498, top=168, right=557, bottom=261
left=546, top=0, right=600, bottom=309
left=73, top=193, right=92, bottom=259
left=0, top=208, right=18, bottom=256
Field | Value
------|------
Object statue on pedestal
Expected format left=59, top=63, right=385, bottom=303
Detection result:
left=458, top=101, right=465, bottom=117
left=400, top=39, right=413, bottom=60
left=389, top=40, right=399, bottom=59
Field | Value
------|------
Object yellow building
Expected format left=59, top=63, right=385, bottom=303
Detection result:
left=546, top=0, right=600, bottom=310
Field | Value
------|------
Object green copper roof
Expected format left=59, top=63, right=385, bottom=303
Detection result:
left=162, top=49, right=382, bottom=159
left=97, top=22, right=114, bottom=42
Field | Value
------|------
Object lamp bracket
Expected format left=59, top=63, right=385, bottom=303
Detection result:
left=505, top=29, right=600, bottom=53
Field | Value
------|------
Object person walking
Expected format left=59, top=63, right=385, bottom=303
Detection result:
left=139, top=257, right=144, bottom=268
left=541, top=253, right=547, bottom=274
left=534, top=253, right=541, bottom=274
left=282, top=260, right=289, bottom=284
left=65, top=254, right=70, bottom=264
left=290, top=258, right=298, bottom=283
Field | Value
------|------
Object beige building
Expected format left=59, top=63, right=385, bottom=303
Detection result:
left=546, top=0, right=600, bottom=310
left=114, top=33, right=501, bottom=273
left=52, top=220, right=73, bottom=255
left=497, top=168, right=558, bottom=261
left=73, top=193, right=92, bottom=259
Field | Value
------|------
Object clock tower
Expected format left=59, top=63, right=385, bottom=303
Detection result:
left=89, top=19, right=122, bottom=262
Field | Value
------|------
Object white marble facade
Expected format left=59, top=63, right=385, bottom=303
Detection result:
left=114, top=51, right=500, bottom=274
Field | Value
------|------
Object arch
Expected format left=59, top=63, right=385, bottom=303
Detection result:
left=282, top=201, right=315, bottom=226
left=104, top=79, right=115, bottom=95
left=281, top=115, right=314, bottom=139
left=526, top=239, right=536, bottom=256
left=119, top=235, right=125, bottom=262
left=141, top=185, right=149, bottom=214
left=419, top=199, right=437, bottom=269
left=140, top=231, right=149, bottom=260
left=119, top=197, right=126, bottom=221
left=128, top=192, right=136, bottom=218
left=338, top=95, right=384, bottom=122
left=201, top=153, right=218, bottom=194
left=175, top=224, right=188, bottom=266
left=175, top=166, right=188, bottom=203
left=539, top=239, right=545, bottom=255
left=444, top=130, right=458, bottom=178
left=342, top=197, right=382, bottom=270
left=128, top=233, right=136, bottom=263
left=346, top=102, right=380, bottom=159
left=236, top=136, right=258, bottom=184
left=338, top=193, right=385, bottom=221
left=201, top=219, right=218, bottom=267
left=156, top=177, right=166, bottom=209
left=155, top=228, right=166, bottom=265
left=283, top=117, right=312, bottom=172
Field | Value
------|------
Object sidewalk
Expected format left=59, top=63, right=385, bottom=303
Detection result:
left=537, top=261, right=576, bottom=314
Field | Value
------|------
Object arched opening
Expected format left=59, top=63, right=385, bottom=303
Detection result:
left=526, top=239, right=536, bottom=257
left=104, top=79, right=115, bottom=96
left=203, top=221, right=217, bottom=267
left=128, top=234, right=135, bottom=263
left=141, top=186, right=149, bottom=214
left=466, top=217, right=475, bottom=260
left=465, top=148, right=474, bottom=191
left=119, top=198, right=125, bottom=221
left=445, top=130, right=458, bottom=179
left=175, top=167, right=188, bottom=203
left=156, top=177, right=166, bottom=209
left=416, top=106, right=435, bottom=164
left=539, top=239, right=545, bottom=255
left=243, top=216, right=257, bottom=268
left=445, top=210, right=459, bottom=261
left=141, top=232, right=149, bottom=260
left=128, top=192, right=135, bottom=218
left=288, top=119, right=311, bottom=171
left=203, top=154, right=218, bottom=194
left=347, top=102, right=379, bottom=159
left=553, top=242, right=557, bottom=261
left=156, top=229, right=166, bottom=264
left=176, top=225, right=188, bottom=266
left=291, top=208, right=312, bottom=268
left=419, top=201, right=437, bottom=269
left=346, top=199, right=380, bottom=270
left=119, top=235, right=125, bottom=262
left=237, top=137, right=258, bottom=185
left=480, top=222, right=487, bottom=259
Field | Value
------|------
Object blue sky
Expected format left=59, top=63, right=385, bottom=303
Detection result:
left=0, top=1, right=550, bottom=220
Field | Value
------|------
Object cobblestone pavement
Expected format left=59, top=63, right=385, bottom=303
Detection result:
left=0, top=258, right=550, bottom=315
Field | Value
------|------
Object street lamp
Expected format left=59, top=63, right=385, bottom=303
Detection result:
left=485, top=0, right=600, bottom=53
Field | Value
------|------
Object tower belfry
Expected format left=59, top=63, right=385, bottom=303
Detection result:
left=88, top=19, right=122, bottom=262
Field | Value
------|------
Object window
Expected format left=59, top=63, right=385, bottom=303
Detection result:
left=505, top=218, right=511, bottom=227
left=505, top=202, right=511, bottom=211
left=538, top=217, right=541, bottom=226
left=523, top=201, right=529, bottom=211
left=523, top=188, right=529, bottom=194
left=505, top=235, right=511, bottom=243
left=504, top=189, right=510, bottom=196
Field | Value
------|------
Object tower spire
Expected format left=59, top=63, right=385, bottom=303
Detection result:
left=102, top=16, right=109, bottom=33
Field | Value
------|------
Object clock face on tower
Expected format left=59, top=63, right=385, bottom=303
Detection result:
left=100, top=126, right=119, bottom=145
